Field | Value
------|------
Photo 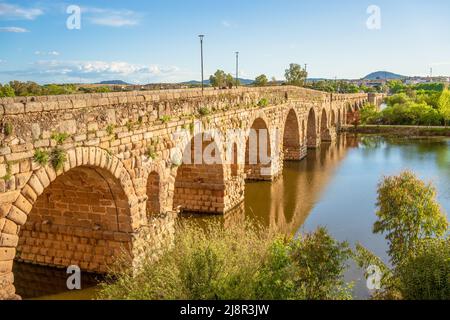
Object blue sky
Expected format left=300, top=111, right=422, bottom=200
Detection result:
left=1, top=0, right=450, bottom=84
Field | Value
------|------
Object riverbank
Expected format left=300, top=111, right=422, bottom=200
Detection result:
left=343, top=125, right=450, bottom=137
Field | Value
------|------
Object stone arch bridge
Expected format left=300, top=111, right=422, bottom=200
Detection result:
left=0, top=86, right=380, bottom=299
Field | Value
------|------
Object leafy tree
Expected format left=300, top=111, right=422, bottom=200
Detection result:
left=360, top=104, right=380, bottom=124
left=285, top=63, right=308, bottom=86
left=209, top=70, right=227, bottom=89
left=0, top=84, right=15, bottom=97
left=374, top=171, right=448, bottom=265
left=225, top=73, right=236, bottom=89
left=438, top=89, right=450, bottom=126
left=254, top=74, right=268, bottom=87
left=387, top=80, right=406, bottom=94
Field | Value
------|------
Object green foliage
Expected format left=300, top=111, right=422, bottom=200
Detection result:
left=4, top=80, right=113, bottom=96
left=197, top=107, right=211, bottom=117
left=159, top=115, right=172, bottom=124
left=307, top=80, right=361, bottom=93
left=33, top=149, right=49, bottom=166
left=396, top=238, right=450, bottom=300
left=106, top=124, right=115, bottom=136
left=257, top=98, right=269, bottom=108
left=146, top=145, right=157, bottom=160
left=438, top=89, right=450, bottom=126
left=126, top=121, right=134, bottom=131
left=51, top=132, right=69, bottom=145
left=3, top=122, right=13, bottom=136
left=2, top=162, right=12, bottom=181
left=360, top=104, right=380, bottom=125
left=209, top=70, right=236, bottom=89
left=50, top=147, right=67, bottom=171
left=254, top=74, right=268, bottom=87
left=0, top=84, right=15, bottom=97
left=285, top=63, right=308, bottom=87
left=374, top=171, right=448, bottom=265
left=98, top=222, right=353, bottom=300
left=364, top=92, right=446, bottom=126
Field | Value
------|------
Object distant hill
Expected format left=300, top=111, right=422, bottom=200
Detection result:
left=96, top=80, right=131, bottom=85
left=182, top=78, right=254, bottom=86
left=363, top=71, right=405, bottom=80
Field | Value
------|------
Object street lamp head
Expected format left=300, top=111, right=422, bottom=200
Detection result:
left=199, top=35, right=204, bottom=40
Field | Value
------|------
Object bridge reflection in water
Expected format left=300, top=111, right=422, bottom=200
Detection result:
left=224, top=134, right=359, bottom=236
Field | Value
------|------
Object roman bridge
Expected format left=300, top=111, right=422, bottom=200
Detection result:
left=0, top=86, right=379, bottom=299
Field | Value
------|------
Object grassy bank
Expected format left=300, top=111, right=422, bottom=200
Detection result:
left=343, top=125, right=450, bottom=137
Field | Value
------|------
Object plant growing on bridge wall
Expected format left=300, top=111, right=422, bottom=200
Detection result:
left=1, top=162, right=12, bottom=181
left=33, top=149, right=49, bottom=166
left=3, top=122, right=13, bottom=136
left=159, top=115, right=172, bottom=124
left=146, top=145, right=157, bottom=161
left=106, top=124, right=115, bottom=136
left=258, top=98, right=269, bottom=108
left=51, top=132, right=69, bottom=145
left=50, top=147, right=67, bottom=171
left=198, top=106, right=211, bottom=117
left=126, top=120, right=135, bottom=131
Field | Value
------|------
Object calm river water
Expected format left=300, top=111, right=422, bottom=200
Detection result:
left=14, top=134, right=450, bottom=300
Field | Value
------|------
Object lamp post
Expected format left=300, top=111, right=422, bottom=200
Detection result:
left=235, top=52, right=239, bottom=89
left=199, top=35, right=205, bottom=93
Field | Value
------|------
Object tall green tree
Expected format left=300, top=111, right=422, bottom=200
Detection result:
left=209, top=70, right=227, bottom=89
left=374, top=171, right=448, bottom=265
left=254, top=74, right=268, bottom=87
left=285, top=63, right=308, bottom=86
left=438, top=89, right=450, bottom=126
left=0, top=84, right=15, bottom=97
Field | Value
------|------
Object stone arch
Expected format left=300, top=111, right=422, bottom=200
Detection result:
left=0, top=146, right=144, bottom=300
left=245, top=117, right=272, bottom=180
left=0, top=147, right=141, bottom=299
left=282, top=109, right=302, bottom=160
left=146, top=171, right=161, bottom=216
left=173, top=133, right=227, bottom=214
left=306, top=108, right=319, bottom=148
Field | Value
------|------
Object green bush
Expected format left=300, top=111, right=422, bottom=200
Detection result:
left=50, top=148, right=67, bottom=171
left=374, top=171, right=448, bottom=265
left=33, top=149, right=49, bottom=166
left=98, top=222, right=353, bottom=300
left=396, top=238, right=450, bottom=300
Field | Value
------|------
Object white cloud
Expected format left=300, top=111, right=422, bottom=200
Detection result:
left=222, top=20, right=231, bottom=28
left=221, top=20, right=237, bottom=28
left=0, top=2, right=43, bottom=20
left=35, top=51, right=60, bottom=56
left=82, top=7, right=140, bottom=27
left=0, top=60, right=185, bottom=84
left=0, top=26, right=28, bottom=32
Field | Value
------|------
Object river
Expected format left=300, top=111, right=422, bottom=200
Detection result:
left=14, top=134, right=450, bottom=300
